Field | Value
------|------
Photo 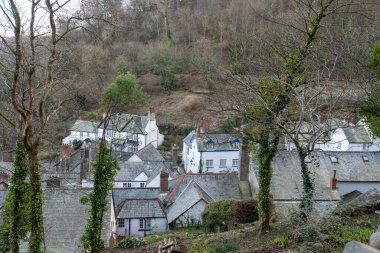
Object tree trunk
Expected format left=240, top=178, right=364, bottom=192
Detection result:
left=27, top=148, right=44, bottom=253
left=256, top=128, right=280, bottom=232
left=295, top=145, right=314, bottom=219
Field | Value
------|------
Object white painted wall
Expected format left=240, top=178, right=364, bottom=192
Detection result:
left=183, top=138, right=201, bottom=173
left=285, top=127, right=380, bottom=152
left=62, top=131, right=98, bottom=144
left=201, top=151, right=240, bottom=173
left=128, top=154, right=142, bottom=162
left=114, top=181, right=146, bottom=188
left=125, top=218, right=167, bottom=237
left=173, top=200, right=207, bottom=227
left=337, top=182, right=380, bottom=196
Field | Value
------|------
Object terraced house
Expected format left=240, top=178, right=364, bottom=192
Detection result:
left=183, top=130, right=241, bottom=173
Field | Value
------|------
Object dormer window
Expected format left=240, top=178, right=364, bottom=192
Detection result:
left=207, top=140, right=214, bottom=149
left=231, top=139, right=241, bottom=149
left=330, top=156, right=338, bottom=164
left=304, top=156, right=312, bottom=163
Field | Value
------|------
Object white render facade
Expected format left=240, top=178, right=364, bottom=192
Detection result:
left=112, top=217, right=167, bottom=237
left=285, top=121, right=380, bottom=152
left=183, top=131, right=241, bottom=173
left=62, top=111, right=164, bottom=152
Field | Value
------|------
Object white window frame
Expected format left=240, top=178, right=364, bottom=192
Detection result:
left=232, top=159, right=239, bottom=167
left=123, top=182, right=132, bottom=188
left=146, top=219, right=151, bottom=229
left=140, top=182, right=145, bottom=188
left=233, top=142, right=240, bottom=149
left=206, top=160, right=213, bottom=168
left=118, top=218, right=125, bottom=228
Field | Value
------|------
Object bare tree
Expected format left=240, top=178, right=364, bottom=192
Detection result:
left=0, top=1, right=91, bottom=251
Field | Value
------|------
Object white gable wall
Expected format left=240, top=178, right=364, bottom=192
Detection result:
left=183, top=138, right=201, bottom=173
left=128, top=154, right=143, bottom=162
left=145, top=120, right=160, bottom=148
left=135, top=172, right=148, bottom=181
left=173, top=200, right=207, bottom=227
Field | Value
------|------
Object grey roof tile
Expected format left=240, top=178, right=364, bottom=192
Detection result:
left=98, top=113, right=148, bottom=135
left=314, top=151, right=380, bottom=181
left=342, top=126, right=372, bottom=143
left=71, top=120, right=99, bottom=133
left=251, top=151, right=341, bottom=201
left=134, top=143, right=165, bottom=162
left=117, top=199, right=166, bottom=218
left=115, top=161, right=175, bottom=182
left=112, top=188, right=161, bottom=208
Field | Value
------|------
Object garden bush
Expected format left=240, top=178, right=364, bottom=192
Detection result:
left=117, top=237, right=146, bottom=249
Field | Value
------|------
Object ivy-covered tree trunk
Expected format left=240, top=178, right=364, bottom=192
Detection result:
left=295, top=145, right=314, bottom=218
left=4, top=140, right=30, bottom=253
left=27, top=149, right=43, bottom=253
left=81, top=143, right=119, bottom=253
left=256, top=128, right=280, bottom=232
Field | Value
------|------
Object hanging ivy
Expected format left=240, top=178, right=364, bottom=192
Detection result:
left=3, top=140, right=30, bottom=253
left=81, top=144, right=119, bottom=252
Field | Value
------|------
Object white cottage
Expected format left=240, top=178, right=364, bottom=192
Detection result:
left=62, top=108, right=164, bottom=152
left=183, top=131, right=241, bottom=173
left=62, top=120, right=99, bottom=145
left=285, top=119, right=380, bottom=152
left=110, top=188, right=168, bottom=238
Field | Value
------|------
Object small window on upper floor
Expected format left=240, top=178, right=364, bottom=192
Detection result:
left=206, top=160, right=213, bottom=168
left=233, top=142, right=240, bottom=149
left=140, top=182, right=145, bottom=188
left=232, top=159, right=239, bottom=167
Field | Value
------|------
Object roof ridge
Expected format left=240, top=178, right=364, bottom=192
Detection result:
left=192, top=181, right=213, bottom=202
left=166, top=174, right=187, bottom=202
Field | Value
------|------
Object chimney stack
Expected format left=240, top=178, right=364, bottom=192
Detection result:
left=239, top=134, right=249, bottom=181
left=172, top=144, right=179, bottom=166
left=148, top=107, right=156, bottom=121
left=331, top=169, right=337, bottom=189
left=201, top=117, right=210, bottom=133
left=60, top=144, right=72, bottom=160
left=160, top=169, right=169, bottom=192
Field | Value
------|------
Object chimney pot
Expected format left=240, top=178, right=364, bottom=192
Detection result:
left=201, top=117, right=210, bottom=133
left=148, top=107, right=156, bottom=121
left=331, top=169, right=337, bottom=190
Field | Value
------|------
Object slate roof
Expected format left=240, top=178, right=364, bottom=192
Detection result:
left=0, top=162, right=13, bottom=174
left=115, top=161, right=174, bottom=182
left=134, top=143, right=165, bottom=162
left=43, top=189, right=110, bottom=250
left=117, top=199, right=166, bottom=219
left=112, top=188, right=161, bottom=208
left=342, top=126, right=372, bottom=143
left=314, top=151, right=380, bottom=182
left=183, top=131, right=241, bottom=151
left=166, top=181, right=211, bottom=223
left=0, top=190, right=7, bottom=210
left=251, top=151, right=340, bottom=201
left=71, top=120, right=98, bottom=133
left=98, top=113, right=148, bottom=135
left=166, top=173, right=242, bottom=203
